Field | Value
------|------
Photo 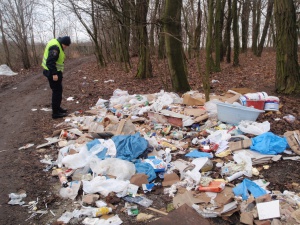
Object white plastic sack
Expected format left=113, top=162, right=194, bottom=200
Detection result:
left=62, top=144, right=106, bottom=169
left=113, top=89, right=129, bottom=96
left=238, top=120, right=270, bottom=136
left=82, top=215, right=123, bottom=225
left=82, top=176, right=130, bottom=197
left=205, top=99, right=222, bottom=117
left=57, top=145, right=74, bottom=168
left=207, top=130, right=231, bottom=143
left=0, top=64, right=18, bottom=76
left=89, top=158, right=135, bottom=180
left=233, top=151, right=253, bottom=177
left=151, top=92, right=175, bottom=112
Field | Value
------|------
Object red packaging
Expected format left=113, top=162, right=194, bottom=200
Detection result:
left=199, top=180, right=225, bottom=193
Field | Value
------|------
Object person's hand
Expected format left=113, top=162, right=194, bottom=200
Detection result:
left=53, top=75, right=58, bottom=81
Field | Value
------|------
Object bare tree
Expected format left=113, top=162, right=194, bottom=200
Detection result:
left=135, top=0, right=152, bottom=78
left=0, top=10, right=11, bottom=67
left=1, top=0, right=36, bottom=69
left=256, top=0, right=274, bottom=56
left=65, top=0, right=105, bottom=67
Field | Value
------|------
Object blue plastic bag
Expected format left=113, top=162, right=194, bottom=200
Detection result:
left=112, top=132, right=148, bottom=161
left=185, top=150, right=213, bottom=158
left=250, top=132, right=288, bottom=155
left=135, top=162, right=156, bottom=182
left=233, top=178, right=267, bottom=200
left=86, top=139, right=101, bottom=150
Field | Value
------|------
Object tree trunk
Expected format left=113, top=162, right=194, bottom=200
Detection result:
left=274, top=0, right=300, bottom=94
left=158, top=0, right=166, bottom=59
left=193, top=0, right=202, bottom=58
left=256, top=0, right=274, bottom=57
left=205, top=0, right=213, bottom=101
left=120, top=0, right=131, bottom=70
left=164, top=0, right=190, bottom=92
left=252, top=0, right=261, bottom=55
left=214, top=0, right=222, bottom=72
left=219, top=0, right=226, bottom=61
left=224, top=0, right=232, bottom=63
left=135, top=0, right=153, bottom=79
left=149, top=0, right=159, bottom=55
left=241, top=0, right=250, bottom=53
left=0, top=12, right=11, bottom=67
left=232, top=0, right=239, bottom=66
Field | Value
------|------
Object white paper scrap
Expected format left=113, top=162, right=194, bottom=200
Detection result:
left=257, top=200, right=280, bottom=220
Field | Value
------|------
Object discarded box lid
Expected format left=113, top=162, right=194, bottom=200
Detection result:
left=216, top=102, right=264, bottom=124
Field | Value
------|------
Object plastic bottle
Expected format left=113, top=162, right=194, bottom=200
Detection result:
left=226, top=171, right=245, bottom=182
left=200, top=159, right=213, bottom=172
left=56, top=169, right=68, bottom=187
left=93, top=207, right=112, bottom=217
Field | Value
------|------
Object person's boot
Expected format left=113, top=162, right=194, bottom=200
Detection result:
left=52, top=109, right=67, bottom=119
left=58, top=107, right=68, bottom=113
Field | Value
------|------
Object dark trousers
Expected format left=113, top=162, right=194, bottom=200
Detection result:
left=43, top=70, right=63, bottom=113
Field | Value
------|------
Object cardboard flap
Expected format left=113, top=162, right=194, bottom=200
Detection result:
left=284, top=130, right=300, bottom=155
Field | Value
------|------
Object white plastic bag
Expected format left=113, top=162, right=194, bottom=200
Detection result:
left=82, top=176, right=130, bottom=197
left=238, top=120, right=270, bottom=136
left=89, top=158, right=136, bottom=180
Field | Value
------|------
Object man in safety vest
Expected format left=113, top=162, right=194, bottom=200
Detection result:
left=42, top=36, right=71, bottom=119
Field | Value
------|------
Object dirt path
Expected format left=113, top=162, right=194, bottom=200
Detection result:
left=0, top=56, right=93, bottom=224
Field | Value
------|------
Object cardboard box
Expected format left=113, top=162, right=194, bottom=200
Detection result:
left=229, top=139, right=252, bottom=151
left=182, top=92, right=206, bottom=106
left=182, top=91, right=241, bottom=106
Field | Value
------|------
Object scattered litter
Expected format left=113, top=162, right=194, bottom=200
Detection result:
left=104, top=79, right=114, bottom=83
left=40, top=107, right=52, bottom=112
left=8, top=192, right=26, bottom=205
left=28, top=88, right=299, bottom=224
left=67, top=97, right=74, bottom=101
left=18, top=143, right=34, bottom=150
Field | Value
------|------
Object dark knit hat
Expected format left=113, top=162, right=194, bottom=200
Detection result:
left=58, top=36, right=71, bottom=46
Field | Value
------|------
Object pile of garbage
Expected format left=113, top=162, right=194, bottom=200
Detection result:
left=12, top=89, right=300, bottom=224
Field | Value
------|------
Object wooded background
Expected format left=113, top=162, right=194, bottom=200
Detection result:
left=0, top=0, right=299, bottom=94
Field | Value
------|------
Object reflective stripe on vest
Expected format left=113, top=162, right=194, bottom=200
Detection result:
left=41, top=39, right=65, bottom=72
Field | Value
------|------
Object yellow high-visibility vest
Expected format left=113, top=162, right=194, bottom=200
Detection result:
left=41, top=39, right=65, bottom=72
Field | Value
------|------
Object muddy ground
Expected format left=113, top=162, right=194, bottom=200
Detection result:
left=0, top=51, right=299, bottom=225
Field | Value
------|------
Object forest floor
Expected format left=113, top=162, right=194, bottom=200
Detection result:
left=0, top=50, right=300, bottom=225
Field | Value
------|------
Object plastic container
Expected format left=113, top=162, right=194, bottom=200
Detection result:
left=264, top=96, right=279, bottom=111
left=216, top=102, right=265, bottom=124
left=198, top=180, right=225, bottom=192
left=246, top=100, right=265, bottom=110
left=244, top=92, right=268, bottom=100
left=56, top=169, right=68, bottom=187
